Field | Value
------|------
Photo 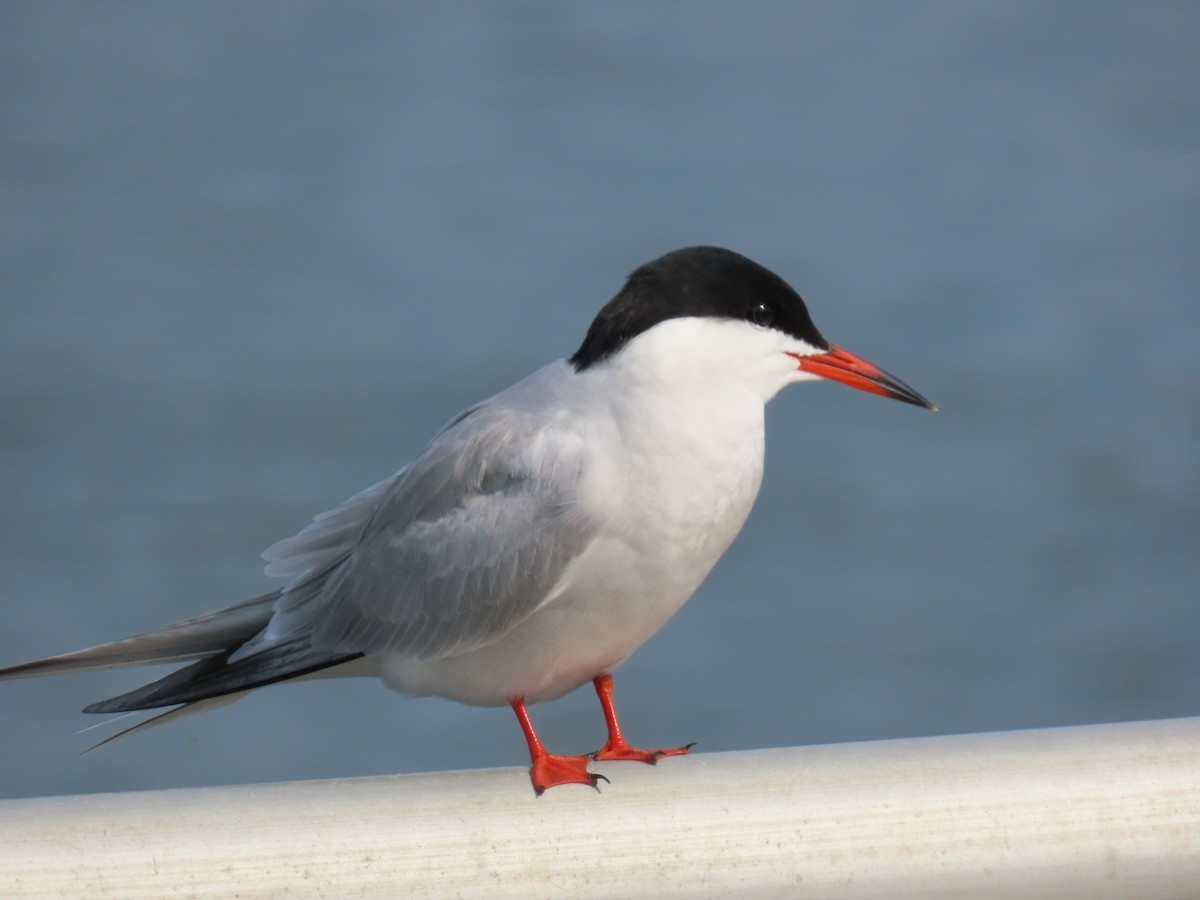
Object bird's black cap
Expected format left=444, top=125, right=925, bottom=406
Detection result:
left=570, top=246, right=828, bottom=371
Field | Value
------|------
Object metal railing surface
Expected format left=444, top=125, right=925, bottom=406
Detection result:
left=1, top=716, right=1197, bottom=898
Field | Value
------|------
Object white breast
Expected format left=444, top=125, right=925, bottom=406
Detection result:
left=381, top=318, right=775, bottom=706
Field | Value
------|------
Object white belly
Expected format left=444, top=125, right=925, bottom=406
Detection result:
left=380, top=531, right=732, bottom=705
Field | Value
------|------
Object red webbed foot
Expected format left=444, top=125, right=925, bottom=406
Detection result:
left=511, top=696, right=609, bottom=795
left=591, top=740, right=696, bottom=764
left=589, top=673, right=695, bottom=765
left=528, top=753, right=609, bottom=795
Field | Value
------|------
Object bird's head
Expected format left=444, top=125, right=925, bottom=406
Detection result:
left=570, top=246, right=936, bottom=411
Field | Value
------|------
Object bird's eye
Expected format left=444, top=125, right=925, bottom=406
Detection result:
left=750, top=302, right=775, bottom=327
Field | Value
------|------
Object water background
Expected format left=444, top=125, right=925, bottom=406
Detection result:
left=2, top=2, right=1197, bottom=799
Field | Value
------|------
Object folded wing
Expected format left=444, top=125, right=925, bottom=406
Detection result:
left=1, top=381, right=598, bottom=723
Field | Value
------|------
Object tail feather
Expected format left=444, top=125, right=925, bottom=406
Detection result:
left=0, top=591, right=281, bottom=680
left=3, top=588, right=365, bottom=734
left=83, top=637, right=363, bottom=713
left=80, top=692, right=249, bottom=752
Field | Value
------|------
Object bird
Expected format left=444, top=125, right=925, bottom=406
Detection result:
left=0, top=246, right=935, bottom=795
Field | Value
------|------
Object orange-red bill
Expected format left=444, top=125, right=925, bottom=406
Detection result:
left=793, top=345, right=936, bottom=410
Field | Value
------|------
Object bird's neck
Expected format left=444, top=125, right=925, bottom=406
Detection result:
left=586, top=363, right=767, bottom=561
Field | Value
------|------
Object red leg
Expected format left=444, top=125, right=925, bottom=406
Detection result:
left=590, top=673, right=695, bottom=763
left=510, top=697, right=607, bottom=795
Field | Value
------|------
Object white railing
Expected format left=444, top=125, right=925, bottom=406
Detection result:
left=1, top=717, right=1197, bottom=898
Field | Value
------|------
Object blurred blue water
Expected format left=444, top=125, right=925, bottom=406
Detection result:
left=1, top=2, right=1197, bottom=799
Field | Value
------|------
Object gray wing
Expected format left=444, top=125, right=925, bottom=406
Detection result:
left=258, top=401, right=487, bottom=589
left=261, top=472, right=403, bottom=589
left=240, top=398, right=598, bottom=663
left=0, top=369, right=599, bottom=720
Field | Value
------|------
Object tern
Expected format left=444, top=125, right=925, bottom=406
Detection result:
left=0, top=246, right=934, bottom=794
